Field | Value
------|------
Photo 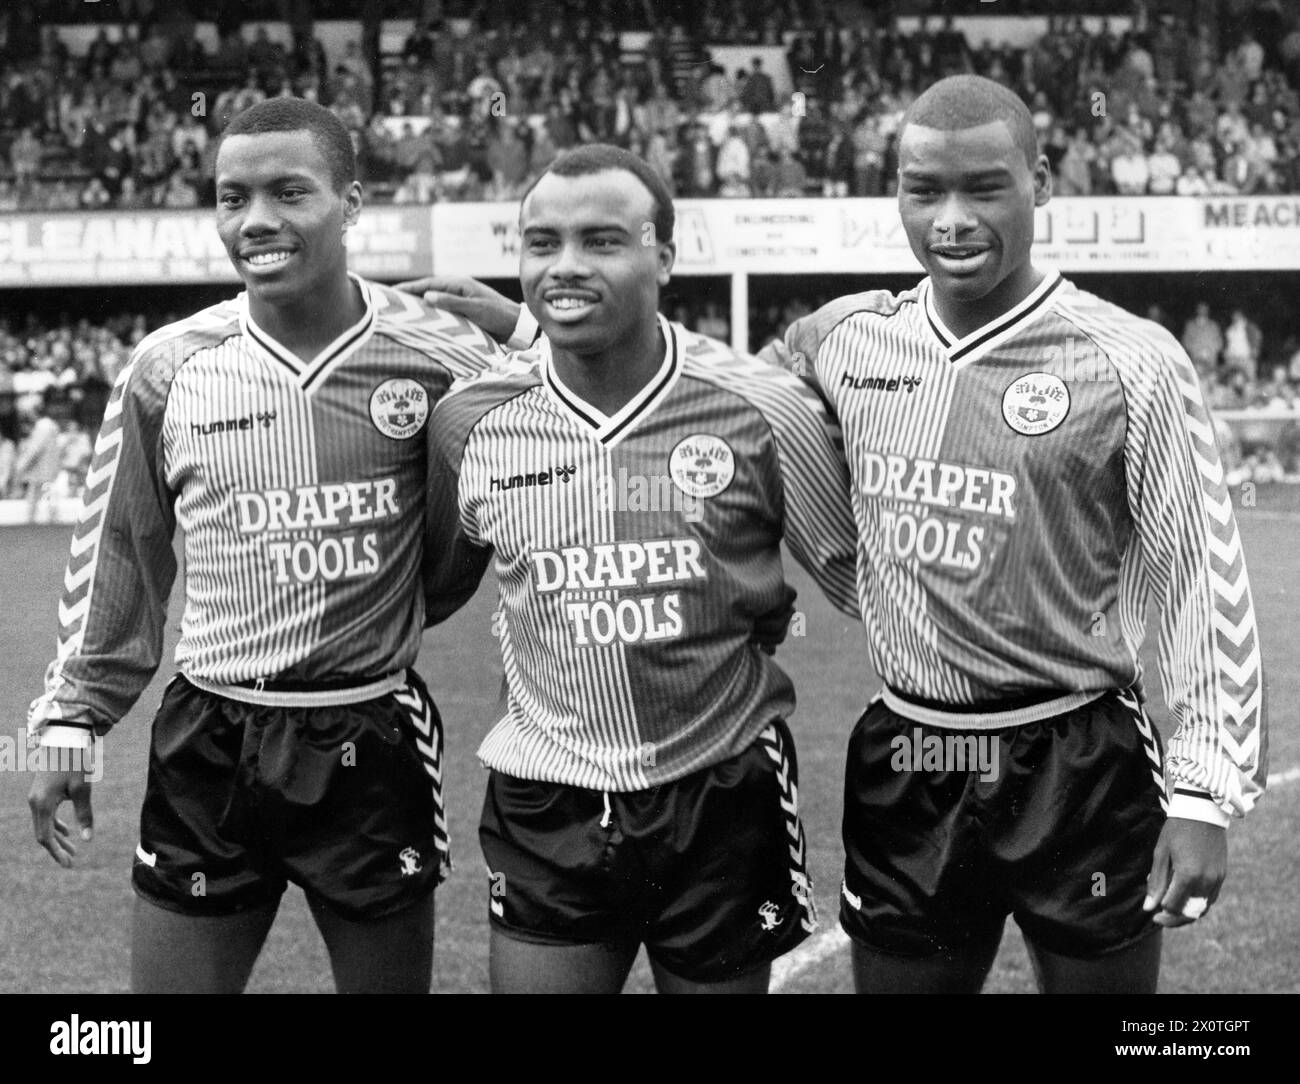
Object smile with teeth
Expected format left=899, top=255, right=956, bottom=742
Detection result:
left=246, top=251, right=293, bottom=267
left=548, top=297, right=595, bottom=310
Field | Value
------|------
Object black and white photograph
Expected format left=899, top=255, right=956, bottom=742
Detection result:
left=0, top=0, right=1293, bottom=1041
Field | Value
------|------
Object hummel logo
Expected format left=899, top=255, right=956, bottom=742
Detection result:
left=841, top=373, right=922, bottom=392
left=489, top=465, right=577, bottom=492
left=190, top=412, right=277, bottom=436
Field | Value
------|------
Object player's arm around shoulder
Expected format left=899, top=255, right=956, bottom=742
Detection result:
left=711, top=337, right=860, bottom=620
left=421, top=380, right=508, bottom=626
left=391, top=274, right=530, bottom=349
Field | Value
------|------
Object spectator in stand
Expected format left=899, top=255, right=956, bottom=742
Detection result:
left=159, top=170, right=198, bottom=209
left=701, top=63, right=735, bottom=112
left=1220, top=140, right=1260, bottom=193
left=852, top=110, right=888, bottom=196
left=773, top=145, right=807, bottom=197
left=696, top=301, right=730, bottom=342
left=1223, top=309, right=1263, bottom=384
left=171, top=111, right=209, bottom=160
left=825, top=120, right=855, bottom=197
left=116, top=175, right=150, bottom=209
left=740, top=57, right=777, bottom=115
left=530, top=120, right=561, bottom=176
left=716, top=125, right=752, bottom=197
left=10, top=127, right=43, bottom=183
left=676, top=124, right=716, bottom=196
left=0, top=413, right=18, bottom=501
left=13, top=400, right=64, bottom=524
left=1182, top=303, right=1224, bottom=379
left=79, top=176, right=112, bottom=210
left=1146, top=133, right=1182, bottom=195
left=1056, top=127, right=1094, bottom=195
left=1110, top=131, right=1150, bottom=195
left=1176, top=165, right=1211, bottom=195
left=643, top=126, right=674, bottom=191
left=750, top=148, right=777, bottom=197
left=486, top=120, right=531, bottom=199
left=46, top=181, right=80, bottom=211
left=797, top=100, right=832, bottom=187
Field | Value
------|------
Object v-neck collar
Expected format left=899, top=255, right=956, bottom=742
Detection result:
left=922, top=268, right=1063, bottom=368
left=240, top=271, right=376, bottom=392
left=540, top=314, right=682, bottom=448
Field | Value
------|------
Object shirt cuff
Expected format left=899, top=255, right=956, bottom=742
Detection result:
left=505, top=305, right=539, bottom=350
left=1168, top=790, right=1232, bottom=828
left=39, top=725, right=95, bottom=750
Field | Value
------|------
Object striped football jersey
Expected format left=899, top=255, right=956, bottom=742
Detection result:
left=425, top=316, right=859, bottom=791
left=761, top=270, right=1267, bottom=821
left=29, top=274, right=503, bottom=747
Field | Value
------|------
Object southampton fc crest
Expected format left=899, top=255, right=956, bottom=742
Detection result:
left=669, top=434, right=735, bottom=499
left=1001, top=372, right=1070, bottom=436
left=370, top=378, right=429, bottom=439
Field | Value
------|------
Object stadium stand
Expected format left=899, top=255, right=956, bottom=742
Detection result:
left=1, top=1, right=1299, bottom=206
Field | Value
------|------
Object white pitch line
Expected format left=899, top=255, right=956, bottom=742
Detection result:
left=772, top=765, right=1300, bottom=992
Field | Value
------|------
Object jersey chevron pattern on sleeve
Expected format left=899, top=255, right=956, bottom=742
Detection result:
left=764, top=272, right=1266, bottom=820
left=424, top=316, right=858, bottom=791
left=29, top=276, right=504, bottom=746
left=1054, top=288, right=1266, bottom=819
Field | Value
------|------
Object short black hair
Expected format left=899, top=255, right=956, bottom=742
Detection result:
left=522, top=143, right=674, bottom=244
left=219, top=97, right=356, bottom=189
left=900, top=75, right=1039, bottom=168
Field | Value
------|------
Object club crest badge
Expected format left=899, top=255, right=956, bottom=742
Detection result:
left=1001, top=372, right=1070, bottom=436
left=370, top=378, right=429, bottom=439
left=669, top=434, right=735, bottom=499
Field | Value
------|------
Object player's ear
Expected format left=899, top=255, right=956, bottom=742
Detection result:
left=657, top=239, right=676, bottom=287
left=342, top=180, right=363, bottom=230
left=1032, top=153, right=1052, bottom=206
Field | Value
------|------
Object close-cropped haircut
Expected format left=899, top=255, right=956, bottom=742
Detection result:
left=522, top=143, right=675, bottom=244
left=219, top=97, right=356, bottom=189
left=900, top=75, right=1039, bottom=168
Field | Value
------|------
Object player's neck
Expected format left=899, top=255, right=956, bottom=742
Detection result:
left=551, top=319, right=665, bottom=416
left=935, top=264, right=1046, bottom=340
left=249, top=273, right=364, bottom=363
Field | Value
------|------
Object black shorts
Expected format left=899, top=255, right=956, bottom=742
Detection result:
left=840, top=688, right=1167, bottom=959
left=133, top=670, right=450, bottom=921
left=479, top=719, right=816, bottom=984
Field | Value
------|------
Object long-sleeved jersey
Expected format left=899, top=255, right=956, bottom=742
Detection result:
left=425, top=316, right=859, bottom=791
left=762, top=270, right=1267, bottom=823
left=29, top=274, right=502, bottom=747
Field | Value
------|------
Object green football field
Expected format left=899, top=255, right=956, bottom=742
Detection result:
left=1, top=486, right=1295, bottom=994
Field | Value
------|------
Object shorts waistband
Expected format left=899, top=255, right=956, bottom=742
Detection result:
left=879, top=686, right=1106, bottom=730
left=185, top=671, right=407, bottom=708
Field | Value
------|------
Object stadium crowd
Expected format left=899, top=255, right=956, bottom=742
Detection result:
left=2, top=2, right=1300, bottom=206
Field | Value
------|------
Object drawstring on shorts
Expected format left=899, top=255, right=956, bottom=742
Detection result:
left=599, top=791, right=612, bottom=828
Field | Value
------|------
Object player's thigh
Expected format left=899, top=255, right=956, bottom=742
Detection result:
left=1001, top=691, right=1166, bottom=961
left=850, top=927, right=1003, bottom=995
left=307, top=890, right=435, bottom=994
left=131, top=895, right=279, bottom=994
left=650, top=959, right=771, bottom=995
left=489, top=927, right=639, bottom=995
left=648, top=721, right=816, bottom=986
left=1026, top=928, right=1161, bottom=995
